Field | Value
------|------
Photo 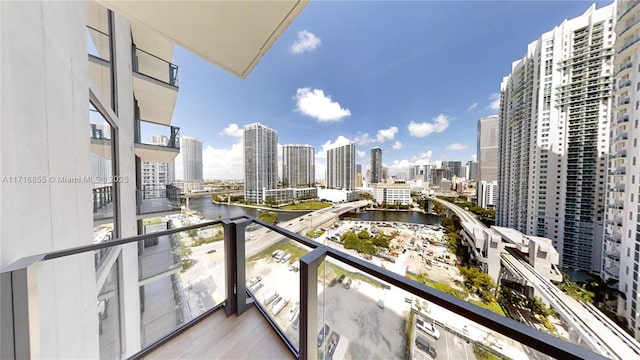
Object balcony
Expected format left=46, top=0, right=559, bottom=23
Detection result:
left=137, top=185, right=181, bottom=215
left=608, top=201, right=625, bottom=210
left=609, top=183, right=626, bottom=193
left=613, top=132, right=629, bottom=143
left=618, top=97, right=631, bottom=106
left=606, top=216, right=623, bottom=227
left=618, top=79, right=632, bottom=89
left=0, top=216, right=608, bottom=360
left=603, top=265, right=620, bottom=279
left=615, top=114, right=630, bottom=124
left=134, top=119, right=180, bottom=163
left=606, top=249, right=621, bottom=261
left=609, top=150, right=628, bottom=159
left=132, top=45, right=179, bottom=126
left=609, top=166, right=627, bottom=176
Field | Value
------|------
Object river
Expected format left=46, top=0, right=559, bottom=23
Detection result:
left=189, top=197, right=440, bottom=225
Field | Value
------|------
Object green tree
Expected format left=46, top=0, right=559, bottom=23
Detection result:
left=258, top=211, right=278, bottom=225
left=265, top=196, right=276, bottom=207
left=181, top=246, right=193, bottom=271
left=357, top=229, right=370, bottom=240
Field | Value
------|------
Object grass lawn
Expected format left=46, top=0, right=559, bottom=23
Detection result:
left=469, top=299, right=506, bottom=317
left=281, top=201, right=332, bottom=210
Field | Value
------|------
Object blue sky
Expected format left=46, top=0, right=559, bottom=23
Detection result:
left=168, top=0, right=612, bottom=180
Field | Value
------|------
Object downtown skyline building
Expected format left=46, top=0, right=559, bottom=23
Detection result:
left=141, top=135, right=175, bottom=197
left=244, top=123, right=278, bottom=203
left=497, top=4, right=614, bottom=273
left=606, top=0, right=640, bottom=338
left=370, top=147, right=383, bottom=184
left=478, top=115, right=499, bottom=209
left=174, top=136, right=203, bottom=193
left=326, top=143, right=356, bottom=191
left=282, top=144, right=315, bottom=188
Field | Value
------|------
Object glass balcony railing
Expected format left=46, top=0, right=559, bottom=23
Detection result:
left=0, top=216, right=615, bottom=360
left=134, top=119, right=180, bottom=149
left=132, top=45, right=179, bottom=87
left=86, top=26, right=110, bottom=63
left=136, top=184, right=181, bottom=215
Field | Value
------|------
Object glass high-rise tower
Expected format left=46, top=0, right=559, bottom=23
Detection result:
left=244, top=123, right=278, bottom=203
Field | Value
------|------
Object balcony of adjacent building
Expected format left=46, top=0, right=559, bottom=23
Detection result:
left=134, top=119, right=180, bottom=164
left=136, top=184, right=181, bottom=216
left=606, top=216, right=624, bottom=227
left=86, top=23, right=113, bottom=107
left=609, top=166, right=627, bottom=176
left=605, top=231, right=623, bottom=244
left=603, top=264, right=620, bottom=280
left=132, top=44, right=179, bottom=127
left=609, top=183, right=626, bottom=193
left=612, top=132, right=629, bottom=146
left=614, top=114, right=630, bottom=125
left=617, top=1, right=640, bottom=22
left=609, top=150, right=628, bottom=160
left=608, top=200, right=625, bottom=210
left=605, top=248, right=621, bottom=262
left=1, top=216, right=612, bottom=360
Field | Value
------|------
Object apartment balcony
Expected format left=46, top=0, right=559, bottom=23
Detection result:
left=609, top=183, right=626, bottom=193
left=606, top=216, right=623, bottom=227
left=615, top=114, right=630, bottom=125
left=605, top=232, right=623, bottom=244
left=617, top=37, right=640, bottom=55
left=93, top=185, right=114, bottom=222
left=609, top=166, right=627, bottom=176
left=134, top=119, right=180, bottom=163
left=618, top=18, right=640, bottom=38
left=605, top=249, right=621, bottom=262
left=612, top=132, right=629, bottom=144
left=617, top=1, right=640, bottom=22
left=618, top=97, right=631, bottom=106
left=618, top=79, right=632, bottom=89
left=603, top=265, right=620, bottom=279
left=609, top=150, right=628, bottom=159
left=0, top=216, right=608, bottom=360
left=608, top=201, right=625, bottom=210
left=136, top=185, right=181, bottom=216
left=132, top=45, right=179, bottom=126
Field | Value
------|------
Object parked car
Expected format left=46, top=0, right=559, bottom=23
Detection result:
left=272, top=297, right=288, bottom=316
left=248, top=276, right=262, bottom=286
left=343, top=278, right=352, bottom=289
left=272, top=249, right=283, bottom=258
left=415, top=335, right=437, bottom=358
left=281, top=253, right=292, bottom=263
left=338, top=274, right=346, bottom=283
left=292, top=313, right=300, bottom=329
left=251, top=282, right=264, bottom=292
left=288, top=301, right=300, bottom=321
left=289, top=260, right=300, bottom=272
left=416, top=318, right=440, bottom=339
left=317, top=324, right=330, bottom=347
left=263, top=291, right=278, bottom=306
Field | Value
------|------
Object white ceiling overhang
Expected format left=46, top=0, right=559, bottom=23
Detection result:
left=99, top=0, right=309, bottom=79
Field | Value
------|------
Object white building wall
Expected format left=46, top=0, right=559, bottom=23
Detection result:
left=0, top=1, right=99, bottom=357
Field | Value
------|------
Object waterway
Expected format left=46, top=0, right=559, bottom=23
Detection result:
left=189, top=197, right=440, bottom=225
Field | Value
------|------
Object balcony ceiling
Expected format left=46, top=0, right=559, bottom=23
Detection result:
left=99, top=0, right=309, bottom=79
left=133, top=73, right=178, bottom=126
left=134, top=143, right=179, bottom=163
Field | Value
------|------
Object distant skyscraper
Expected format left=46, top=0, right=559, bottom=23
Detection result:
left=465, top=161, right=479, bottom=181
left=497, top=4, right=613, bottom=273
left=174, top=136, right=203, bottom=192
left=370, top=147, right=382, bottom=183
left=326, top=143, right=355, bottom=190
left=382, top=167, right=389, bottom=183
left=244, top=123, right=278, bottom=203
left=282, top=144, right=314, bottom=188
left=441, top=161, right=462, bottom=178
left=478, top=115, right=499, bottom=183
left=355, top=163, right=362, bottom=175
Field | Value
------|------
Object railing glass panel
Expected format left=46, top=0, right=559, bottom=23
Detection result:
left=132, top=46, right=179, bottom=87
left=245, top=220, right=313, bottom=351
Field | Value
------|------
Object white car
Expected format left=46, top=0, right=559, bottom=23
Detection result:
left=263, top=291, right=278, bottom=306
left=288, top=301, right=300, bottom=321
left=272, top=297, right=289, bottom=316
left=416, top=318, right=440, bottom=340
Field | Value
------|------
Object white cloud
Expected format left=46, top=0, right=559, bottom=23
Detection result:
left=467, top=102, right=478, bottom=112
left=412, top=150, right=433, bottom=165
left=446, top=143, right=467, bottom=151
left=294, top=88, right=351, bottom=122
left=489, top=93, right=500, bottom=110
left=354, top=132, right=374, bottom=145
left=471, top=154, right=477, bottom=162
left=290, top=30, right=321, bottom=54
left=356, top=150, right=366, bottom=158
left=218, top=123, right=243, bottom=137
left=407, top=114, right=450, bottom=137
left=392, top=141, right=403, bottom=150
left=376, top=126, right=398, bottom=142
left=388, top=159, right=414, bottom=171
left=203, top=142, right=244, bottom=180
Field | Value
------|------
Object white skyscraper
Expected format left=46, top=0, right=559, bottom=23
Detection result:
left=174, top=136, right=203, bottom=192
left=282, top=144, right=315, bottom=187
left=244, top=123, right=278, bottom=203
left=607, top=0, right=640, bottom=338
left=497, top=4, right=614, bottom=273
left=478, top=115, right=498, bottom=208
left=326, top=143, right=355, bottom=190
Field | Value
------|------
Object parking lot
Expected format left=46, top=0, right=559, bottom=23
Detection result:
left=412, top=316, right=476, bottom=360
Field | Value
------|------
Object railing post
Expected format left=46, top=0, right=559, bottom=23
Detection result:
left=299, top=247, right=327, bottom=360
left=222, top=218, right=251, bottom=317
